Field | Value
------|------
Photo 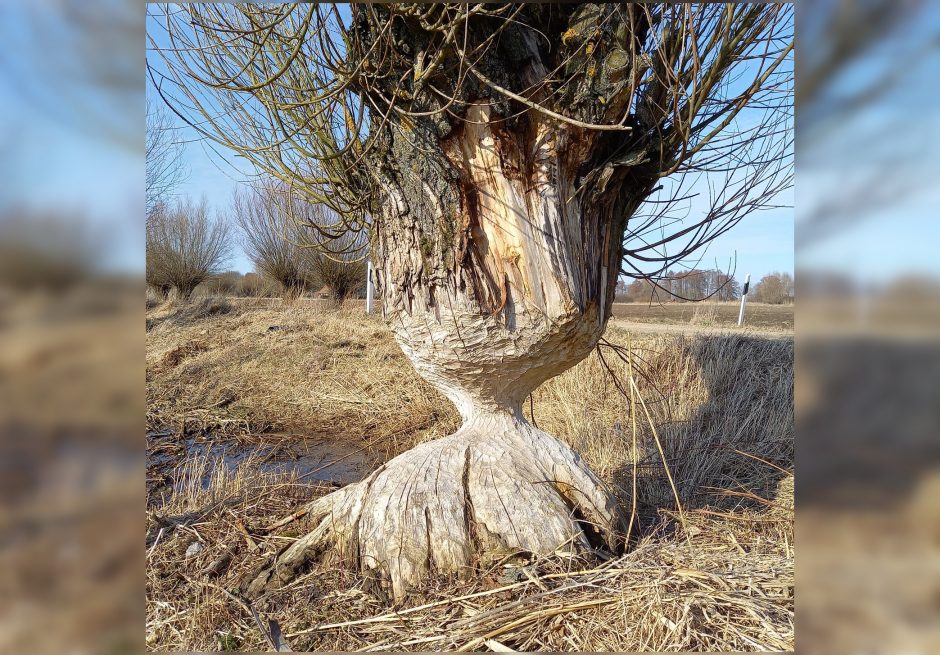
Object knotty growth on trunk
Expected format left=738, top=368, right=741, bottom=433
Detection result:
left=155, top=3, right=793, bottom=598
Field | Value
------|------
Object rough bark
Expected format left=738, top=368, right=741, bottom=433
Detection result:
left=244, top=98, right=637, bottom=598
left=244, top=6, right=661, bottom=599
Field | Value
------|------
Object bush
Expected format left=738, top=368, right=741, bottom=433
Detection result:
left=229, top=177, right=368, bottom=302
left=238, top=272, right=279, bottom=298
left=147, top=197, right=232, bottom=300
left=206, top=271, right=243, bottom=297
left=232, top=181, right=319, bottom=294
left=308, top=232, right=368, bottom=303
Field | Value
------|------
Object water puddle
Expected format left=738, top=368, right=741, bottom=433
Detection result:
left=147, top=430, right=375, bottom=503
left=252, top=436, right=371, bottom=485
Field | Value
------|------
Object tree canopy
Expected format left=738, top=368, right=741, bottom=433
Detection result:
left=149, top=3, right=792, bottom=281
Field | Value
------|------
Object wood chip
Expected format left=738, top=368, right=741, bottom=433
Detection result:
left=484, top=638, right=517, bottom=652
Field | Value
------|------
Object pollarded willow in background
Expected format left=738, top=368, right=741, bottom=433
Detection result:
left=151, top=3, right=793, bottom=598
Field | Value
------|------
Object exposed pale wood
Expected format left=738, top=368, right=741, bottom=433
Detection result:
left=246, top=94, right=629, bottom=600
left=245, top=415, right=623, bottom=599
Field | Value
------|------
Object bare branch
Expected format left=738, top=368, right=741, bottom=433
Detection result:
left=147, top=197, right=232, bottom=300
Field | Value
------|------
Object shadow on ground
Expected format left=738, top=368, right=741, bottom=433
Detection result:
left=608, top=333, right=794, bottom=540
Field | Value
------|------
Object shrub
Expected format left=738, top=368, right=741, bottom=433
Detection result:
left=238, top=272, right=279, bottom=298
left=147, top=197, right=232, bottom=300
left=308, top=231, right=368, bottom=304
left=232, top=181, right=318, bottom=294
left=206, top=271, right=243, bottom=297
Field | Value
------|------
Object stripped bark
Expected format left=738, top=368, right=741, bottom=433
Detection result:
left=245, top=414, right=623, bottom=600
left=240, top=7, right=670, bottom=596
left=246, top=100, right=638, bottom=598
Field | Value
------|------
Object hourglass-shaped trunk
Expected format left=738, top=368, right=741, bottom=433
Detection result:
left=244, top=102, right=649, bottom=599
left=151, top=0, right=793, bottom=600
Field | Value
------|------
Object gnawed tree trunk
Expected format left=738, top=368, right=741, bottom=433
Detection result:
left=246, top=48, right=651, bottom=598
left=244, top=7, right=662, bottom=600
left=158, top=1, right=792, bottom=599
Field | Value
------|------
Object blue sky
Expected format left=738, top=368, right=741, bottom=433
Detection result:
left=0, top=5, right=799, bottom=282
left=0, top=3, right=142, bottom=272
left=5, top=4, right=937, bottom=287
left=0, top=90, right=143, bottom=273
left=796, top=3, right=940, bottom=285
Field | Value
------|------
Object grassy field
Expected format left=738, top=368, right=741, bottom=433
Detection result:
left=256, top=299, right=795, bottom=332
left=146, top=297, right=793, bottom=652
left=611, top=301, right=794, bottom=331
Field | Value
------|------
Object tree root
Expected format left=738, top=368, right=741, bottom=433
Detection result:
left=242, top=416, right=625, bottom=599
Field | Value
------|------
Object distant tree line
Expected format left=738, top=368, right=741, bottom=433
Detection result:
left=615, top=269, right=741, bottom=303
left=751, top=271, right=795, bottom=304
left=146, top=103, right=367, bottom=305
left=146, top=181, right=368, bottom=304
left=614, top=269, right=794, bottom=304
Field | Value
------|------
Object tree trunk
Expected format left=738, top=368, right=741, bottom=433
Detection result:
left=154, top=1, right=792, bottom=598
left=245, top=97, right=640, bottom=599
left=242, top=6, right=668, bottom=598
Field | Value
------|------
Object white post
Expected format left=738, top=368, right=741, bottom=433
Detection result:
left=365, top=259, right=374, bottom=314
left=737, top=273, right=750, bottom=326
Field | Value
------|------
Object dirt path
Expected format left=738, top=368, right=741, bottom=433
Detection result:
left=608, top=319, right=793, bottom=339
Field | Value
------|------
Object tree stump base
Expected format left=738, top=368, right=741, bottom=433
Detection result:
left=243, top=413, right=624, bottom=599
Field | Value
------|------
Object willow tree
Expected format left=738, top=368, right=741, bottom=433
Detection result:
left=232, top=180, right=318, bottom=294
left=151, top=3, right=793, bottom=597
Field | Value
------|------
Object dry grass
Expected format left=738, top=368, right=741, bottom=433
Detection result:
left=147, top=296, right=458, bottom=451
left=611, top=301, right=793, bottom=331
left=689, top=303, right=721, bottom=327
left=146, top=298, right=793, bottom=652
